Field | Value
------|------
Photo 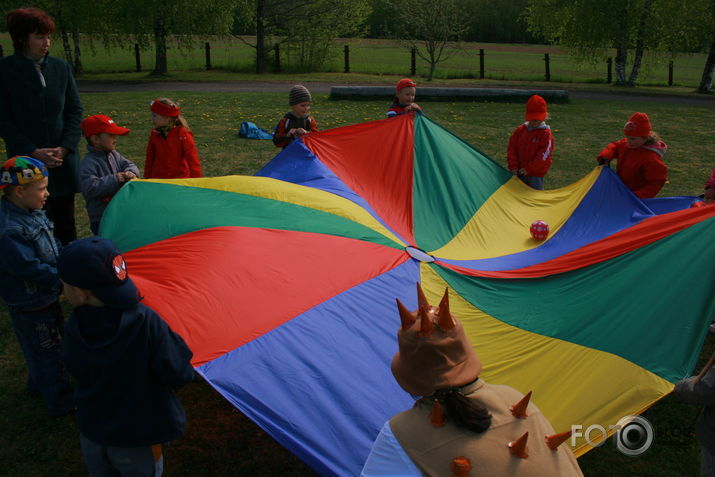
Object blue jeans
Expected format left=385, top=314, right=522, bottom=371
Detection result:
left=519, top=175, right=545, bottom=190
left=80, top=434, right=164, bottom=477
left=702, top=446, right=715, bottom=477
left=10, top=302, right=74, bottom=416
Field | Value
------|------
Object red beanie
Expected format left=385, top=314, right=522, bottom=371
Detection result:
left=623, top=112, right=651, bottom=137
left=396, top=78, right=417, bottom=93
left=525, top=95, right=547, bottom=121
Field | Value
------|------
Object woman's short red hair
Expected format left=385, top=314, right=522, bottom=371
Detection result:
left=6, top=8, right=56, bottom=51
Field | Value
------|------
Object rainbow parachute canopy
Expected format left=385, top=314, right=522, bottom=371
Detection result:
left=102, top=112, right=715, bottom=476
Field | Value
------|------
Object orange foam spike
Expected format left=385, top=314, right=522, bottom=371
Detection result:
left=418, top=306, right=434, bottom=336
left=545, top=430, right=573, bottom=450
left=508, top=431, right=529, bottom=458
left=450, top=456, right=472, bottom=477
left=510, top=390, right=532, bottom=419
left=416, top=282, right=430, bottom=309
left=430, top=400, right=446, bottom=427
left=396, top=298, right=415, bottom=330
left=437, top=288, right=454, bottom=330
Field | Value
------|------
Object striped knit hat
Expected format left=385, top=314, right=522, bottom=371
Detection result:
left=289, top=85, right=312, bottom=105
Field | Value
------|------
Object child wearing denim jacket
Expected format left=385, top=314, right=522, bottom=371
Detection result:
left=0, top=156, right=73, bottom=417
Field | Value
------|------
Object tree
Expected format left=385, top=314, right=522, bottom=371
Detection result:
left=392, top=0, right=468, bottom=81
left=234, top=0, right=370, bottom=74
left=526, top=0, right=667, bottom=86
left=115, top=0, right=238, bottom=75
left=655, top=0, right=715, bottom=93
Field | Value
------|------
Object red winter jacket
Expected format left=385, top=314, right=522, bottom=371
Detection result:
left=145, top=127, right=202, bottom=179
left=506, top=123, right=554, bottom=178
left=598, top=138, right=668, bottom=199
left=706, top=168, right=715, bottom=190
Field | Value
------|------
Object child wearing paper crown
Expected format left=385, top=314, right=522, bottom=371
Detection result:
left=145, top=98, right=202, bottom=179
left=387, top=78, right=422, bottom=118
left=0, top=156, right=74, bottom=417
left=273, top=85, right=319, bottom=148
left=506, top=94, right=554, bottom=190
left=597, top=112, right=668, bottom=199
left=58, top=236, right=194, bottom=477
left=79, top=114, right=140, bottom=235
left=362, top=286, right=583, bottom=477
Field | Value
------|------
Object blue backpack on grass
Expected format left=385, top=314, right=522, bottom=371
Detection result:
left=238, top=121, right=273, bottom=140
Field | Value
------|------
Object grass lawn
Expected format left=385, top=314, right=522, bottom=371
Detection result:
left=0, top=34, right=710, bottom=89
left=1, top=91, right=714, bottom=476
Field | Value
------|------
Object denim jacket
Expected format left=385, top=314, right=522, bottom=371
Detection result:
left=0, top=198, right=62, bottom=311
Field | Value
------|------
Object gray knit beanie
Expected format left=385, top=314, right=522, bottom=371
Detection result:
left=289, top=85, right=312, bottom=106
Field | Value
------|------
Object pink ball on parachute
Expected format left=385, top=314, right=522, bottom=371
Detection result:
left=530, top=220, right=549, bottom=241
left=690, top=200, right=706, bottom=208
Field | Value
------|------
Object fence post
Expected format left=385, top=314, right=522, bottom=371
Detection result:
left=668, top=60, right=674, bottom=86
left=274, top=44, right=281, bottom=73
left=134, top=43, right=141, bottom=72
left=479, top=49, right=485, bottom=79
left=607, top=57, right=612, bottom=83
left=544, top=53, right=551, bottom=81
left=205, top=42, right=212, bottom=70
left=411, top=48, right=416, bottom=76
left=344, top=45, right=350, bottom=73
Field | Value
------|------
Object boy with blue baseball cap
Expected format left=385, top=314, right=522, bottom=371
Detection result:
left=58, top=236, right=194, bottom=476
left=0, top=155, right=74, bottom=417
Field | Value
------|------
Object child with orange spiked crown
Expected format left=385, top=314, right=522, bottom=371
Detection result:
left=361, top=285, right=583, bottom=477
left=597, top=112, right=668, bottom=199
left=387, top=78, right=422, bottom=118
left=506, top=94, right=554, bottom=190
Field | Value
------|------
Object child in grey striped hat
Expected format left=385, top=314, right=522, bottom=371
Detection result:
left=273, top=85, right=319, bottom=148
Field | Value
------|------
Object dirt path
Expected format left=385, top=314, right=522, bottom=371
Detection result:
left=77, top=80, right=715, bottom=106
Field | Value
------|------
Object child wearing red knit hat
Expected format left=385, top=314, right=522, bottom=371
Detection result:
left=387, top=78, right=422, bottom=118
left=145, top=98, right=202, bottom=179
left=506, top=95, right=554, bottom=190
left=704, top=168, right=715, bottom=203
left=597, top=112, right=668, bottom=199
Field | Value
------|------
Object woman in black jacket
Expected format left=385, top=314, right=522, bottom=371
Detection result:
left=0, top=7, right=84, bottom=244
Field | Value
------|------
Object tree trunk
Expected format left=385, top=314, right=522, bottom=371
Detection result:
left=153, top=18, right=168, bottom=75
left=627, top=0, right=653, bottom=86
left=614, top=43, right=628, bottom=85
left=697, top=36, right=715, bottom=93
left=60, top=27, right=73, bottom=71
left=71, top=29, right=83, bottom=75
left=256, top=0, right=266, bottom=74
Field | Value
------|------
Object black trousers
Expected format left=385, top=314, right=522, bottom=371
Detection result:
left=44, top=194, right=77, bottom=245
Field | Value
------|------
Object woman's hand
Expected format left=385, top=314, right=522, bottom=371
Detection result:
left=32, top=147, right=63, bottom=168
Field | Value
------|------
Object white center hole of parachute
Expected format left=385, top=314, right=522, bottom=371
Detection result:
left=405, top=246, right=435, bottom=263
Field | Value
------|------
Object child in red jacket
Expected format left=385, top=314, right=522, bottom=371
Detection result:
left=506, top=95, right=554, bottom=190
left=597, top=112, right=668, bottom=199
left=704, top=168, right=715, bottom=203
left=145, top=98, right=202, bottom=179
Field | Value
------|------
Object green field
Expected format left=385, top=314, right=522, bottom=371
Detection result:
left=1, top=91, right=714, bottom=476
left=0, top=34, right=709, bottom=88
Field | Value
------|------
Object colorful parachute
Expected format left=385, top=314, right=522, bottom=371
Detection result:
left=102, top=112, right=715, bottom=476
